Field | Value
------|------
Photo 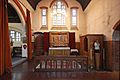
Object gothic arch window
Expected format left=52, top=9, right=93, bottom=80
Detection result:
left=10, top=30, right=21, bottom=42
left=71, top=7, right=78, bottom=30
left=52, top=0, right=66, bottom=26
left=40, top=7, right=48, bottom=30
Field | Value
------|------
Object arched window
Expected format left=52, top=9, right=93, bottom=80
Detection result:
left=71, top=9, right=77, bottom=26
left=40, top=7, right=48, bottom=27
left=71, top=7, right=78, bottom=30
left=10, top=30, right=21, bottom=42
left=52, top=0, right=66, bottom=26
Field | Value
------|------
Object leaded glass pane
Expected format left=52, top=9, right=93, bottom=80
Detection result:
left=52, top=1, right=66, bottom=26
left=71, top=9, right=77, bottom=26
left=41, top=9, right=47, bottom=26
left=72, top=17, right=77, bottom=25
left=72, top=9, right=76, bottom=16
left=42, top=9, right=46, bottom=16
left=10, top=31, right=21, bottom=42
left=42, top=16, right=46, bottom=25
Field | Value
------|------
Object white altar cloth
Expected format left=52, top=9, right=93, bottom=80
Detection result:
left=49, top=47, right=70, bottom=55
left=49, top=47, right=70, bottom=50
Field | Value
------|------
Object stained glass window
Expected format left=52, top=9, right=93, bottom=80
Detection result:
left=52, top=1, right=66, bottom=26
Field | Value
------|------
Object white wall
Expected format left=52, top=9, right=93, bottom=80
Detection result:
left=85, top=0, right=120, bottom=40
left=9, top=0, right=120, bottom=41
left=9, top=23, right=23, bottom=33
left=8, top=0, right=27, bottom=47
left=31, top=0, right=86, bottom=42
left=9, top=23, right=25, bottom=47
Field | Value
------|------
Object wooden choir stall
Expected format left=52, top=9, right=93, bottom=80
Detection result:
left=80, top=34, right=104, bottom=70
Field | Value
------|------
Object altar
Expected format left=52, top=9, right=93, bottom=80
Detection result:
left=49, top=32, right=70, bottom=55
left=49, top=47, right=70, bottom=55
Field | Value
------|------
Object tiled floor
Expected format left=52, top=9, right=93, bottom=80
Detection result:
left=12, top=57, right=27, bottom=67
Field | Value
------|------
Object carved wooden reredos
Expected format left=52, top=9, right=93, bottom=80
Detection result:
left=50, top=32, right=69, bottom=47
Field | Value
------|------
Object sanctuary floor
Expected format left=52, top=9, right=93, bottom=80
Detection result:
left=0, top=60, right=119, bottom=80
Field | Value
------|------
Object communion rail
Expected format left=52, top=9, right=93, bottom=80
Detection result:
left=34, top=55, right=88, bottom=72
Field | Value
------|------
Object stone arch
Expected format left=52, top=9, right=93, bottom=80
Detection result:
left=113, top=19, right=120, bottom=30
left=8, top=1, right=28, bottom=58
left=8, top=0, right=26, bottom=26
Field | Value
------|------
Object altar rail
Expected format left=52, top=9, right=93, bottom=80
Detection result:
left=34, top=56, right=88, bottom=72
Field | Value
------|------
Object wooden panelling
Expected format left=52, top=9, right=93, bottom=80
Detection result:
left=75, top=42, right=81, bottom=55
left=104, top=41, right=120, bottom=71
left=75, top=42, right=80, bottom=52
left=80, top=36, right=85, bottom=56
left=104, top=41, right=113, bottom=71
left=112, top=41, right=120, bottom=71
left=69, top=32, right=75, bottom=49
left=80, top=34, right=104, bottom=70
left=34, top=33, right=44, bottom=55
left=44, top=32, right=49, bottom=53
left=49, top=32, right=69, bottom=47
left=32, top=42, right=34, bottom=53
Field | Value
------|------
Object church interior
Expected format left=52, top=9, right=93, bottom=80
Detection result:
left=0, top=0, right=120, bottom=80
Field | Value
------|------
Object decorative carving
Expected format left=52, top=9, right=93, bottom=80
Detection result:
left=50, top=32, right=69, bottom=47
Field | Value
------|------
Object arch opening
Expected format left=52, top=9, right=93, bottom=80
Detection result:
left=8, top=3, right=27, bottom=67
left=112, top=20, right=120, bottom=71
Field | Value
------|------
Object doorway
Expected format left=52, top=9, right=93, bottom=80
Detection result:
left=8, top=3, right=27, bottom=67
left=112, top=20, right=120, bottom=71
